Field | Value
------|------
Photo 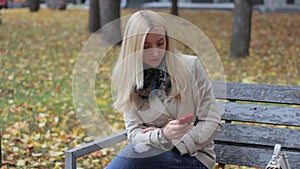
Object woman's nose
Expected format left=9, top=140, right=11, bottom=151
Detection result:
left=152, top=48, right=159, bottom=56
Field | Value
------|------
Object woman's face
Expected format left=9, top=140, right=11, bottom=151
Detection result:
left=143, top=29, right=167, bottom=67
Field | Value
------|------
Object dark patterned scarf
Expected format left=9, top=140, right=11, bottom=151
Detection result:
left=134, top=68, right=171, bottom=100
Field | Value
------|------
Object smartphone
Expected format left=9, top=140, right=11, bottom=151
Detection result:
left=178, top=114, right=194, bottom=125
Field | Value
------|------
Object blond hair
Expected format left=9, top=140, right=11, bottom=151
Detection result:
left=112, top=10, right=189, bottom=112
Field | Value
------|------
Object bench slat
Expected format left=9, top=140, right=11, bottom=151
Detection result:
left=220, top=102, right=300, bottom=126
left=212, top=82, right=300, bottom=104
left=215, top=144, right=300, bottom=168
left=215, top=123, right=300, bottom=150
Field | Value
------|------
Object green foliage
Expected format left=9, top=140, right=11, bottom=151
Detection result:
left=0, top=8, right=299, bottom=168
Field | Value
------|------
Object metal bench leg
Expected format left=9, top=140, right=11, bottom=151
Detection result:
left=0, top=135, right=2, bottom=167
left=65, top=151, right=76, bottom=169
left=0, top=126, right=2, bottom=167
left=217, top=163, right=225, bottom=169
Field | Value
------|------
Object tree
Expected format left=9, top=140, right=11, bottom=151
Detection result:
left=230, top=0, right=252, bottom=58
left=88, top=0, right=122, bottom=45
left=88, top=0, right=101, bottom=33
left=29, top=0, right=40, bottom=12
left=0, top=12, right=2, bottom=26
left=46, top=0, right=67, bottom=10
left=99, top=0, right=122, bottom=45
left=171, top=0, right=178, bottom=16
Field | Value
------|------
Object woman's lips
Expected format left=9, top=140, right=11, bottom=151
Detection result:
left=150, top=58, right=160, bottom=62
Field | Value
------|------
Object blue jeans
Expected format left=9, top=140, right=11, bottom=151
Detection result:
left=105, top=144, right=208, bottom=169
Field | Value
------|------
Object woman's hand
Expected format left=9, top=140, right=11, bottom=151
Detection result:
left=162, top=120, right=193, bottom=140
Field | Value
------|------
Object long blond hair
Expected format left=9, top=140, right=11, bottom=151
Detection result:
left=112, top=10, right=189, bottom=112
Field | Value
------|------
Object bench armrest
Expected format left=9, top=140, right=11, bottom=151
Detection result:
left=65, top=130, right=127, bottom=169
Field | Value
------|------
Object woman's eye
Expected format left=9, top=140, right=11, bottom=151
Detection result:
left=158, top=41, right=164, bottom=46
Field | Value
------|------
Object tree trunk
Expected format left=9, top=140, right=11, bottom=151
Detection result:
left=29, top=0, right=40, bottom=12
left=171, top=0, right=178, bottom=16
left=230, top=0, right=252, bottom=58
left=0, top=12, right=2, bottom=26
left=46, top=0, right=67, bottom=10
left=88, top=0, right=101, bottom=33
left=99, top=0, right=122, bottom=45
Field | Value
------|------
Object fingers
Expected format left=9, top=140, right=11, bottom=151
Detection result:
left=170, top=123, right=193, bottom=139
left=141, top=120, right=193, bottom=140
left=163, top=121, right=193, bottom=140
left=168, top=120, right=192, bottom=127
left=178, top=122, right=194, bottom=131
left=168, top=120, right=179, bottom=125
left=168, top=120, right=193, bottom=132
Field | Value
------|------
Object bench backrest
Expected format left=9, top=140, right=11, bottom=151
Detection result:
left=212, top=82, right=300, bottom=168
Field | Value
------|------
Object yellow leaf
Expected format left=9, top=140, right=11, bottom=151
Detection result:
left=32, top=153, right=43, bottom=157
left=31, top=133, right=40, bottom=140
left=97, top=99, right=106, bottom=106
left=39, top=122, right=46, bottom=128
left=49, top=151, right=64, bottom=157
left=16, top=159, right=26, bottom=166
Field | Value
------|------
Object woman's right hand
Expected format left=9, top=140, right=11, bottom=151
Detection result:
left=162, top=120, right=193, bottom=140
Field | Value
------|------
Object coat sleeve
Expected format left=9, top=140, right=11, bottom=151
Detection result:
left=177, top=57, right=222, bottom=155
left=123, top=109, right=173, bottom=151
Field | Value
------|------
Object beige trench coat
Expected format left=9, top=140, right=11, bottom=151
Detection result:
left=123, top=55, right=222, bottom=169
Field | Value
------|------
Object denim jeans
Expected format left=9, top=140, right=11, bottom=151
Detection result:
left=105, top=144, right=208, bottom=169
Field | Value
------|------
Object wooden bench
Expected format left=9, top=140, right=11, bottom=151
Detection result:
left=65, top=82, right=300, bottom=169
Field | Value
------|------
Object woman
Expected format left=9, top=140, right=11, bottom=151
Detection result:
left=107, top=10, right=222, bottom=169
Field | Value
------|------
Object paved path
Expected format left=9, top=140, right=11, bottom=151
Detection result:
left=69, top=1, right=300, bottom=13
left=138, top=2, right=300, bottom=13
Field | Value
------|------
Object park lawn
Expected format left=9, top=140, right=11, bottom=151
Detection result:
left=0, top=7, right=299, bottom=169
